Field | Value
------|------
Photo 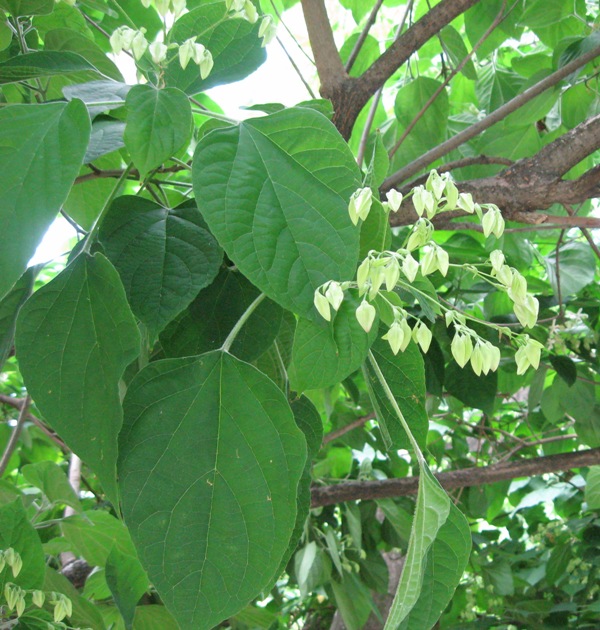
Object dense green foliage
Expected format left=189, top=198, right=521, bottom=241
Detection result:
left=1, top=0, right=600, bottom=628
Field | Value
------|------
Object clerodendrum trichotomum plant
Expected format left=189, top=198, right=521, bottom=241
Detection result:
left=1, top=0, right=600, bottom=628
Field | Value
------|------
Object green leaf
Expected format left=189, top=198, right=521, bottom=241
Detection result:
left=84, top=119, right=126, bottom=163
left=21, top=461, right=81, bottom=510
left=160, top=267, right=283, bottom=362
left=193, top=107, right=361, bottom=318
left=519, top=0, right=571, bottom=28
left=545, top=241, right=596, bottom=297
left=440, top=25, right=477, bottom=79
left=133, top=605, right=179, bottom=630
left=398, top=502, right=471, bottom=629
left=106, top=545, right=150, bottom=629
left=63, top=79, right=131, bottom=117
left=0, top=101, right=90, bottom=300
left=294, top=541, right=332, bottom=598
left=360, top=199, right=391, bottom=258
left=0, top=51, right=101, bottom=84
left=0, top=499, right=45, bottom=591
left=118, top=351, right=306, bottom=629
left=124, top=85, right=192, bottom=178
left=0, top=267, right=35, bottom=372
left=99, top=196, right=222, bottom=336
left=550, top=355, right=577, bottom=387
left=16, top=253, right=140, bottom=505
left=364, top=337, right=428, bottom=451
left=290, top=293, right=377, bottom=392
left=384, top=467, right=451, bottom=629
left=0, top=0, right=53, bottom=16
left=331, top=572, right=374, bottom=630
left=166, top=3, right=266, bottom=94
left=585, top=467, right=600, bottom=510
left=340, top=33, right=380, bottom=77
left=445, top=362, right=497, bottom=415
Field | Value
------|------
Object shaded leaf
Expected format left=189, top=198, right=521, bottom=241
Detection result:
left=63, top=79, right=132, bottom=117
left=21, top=461, right=81, bottom=510
left=0, top=0, right=53, bottom=16
left=585, top=466, right=600, bottom=510
left=84, top=119, right=126, bottom=163
left=545, top=241, right=596, bottom=297
left=445, top=362, right=497, bottom=415
left=0, top=51, right=101, bottom=84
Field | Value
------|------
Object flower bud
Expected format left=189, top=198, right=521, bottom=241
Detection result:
left=412, top=321, right=432, bottom=353
left=348, top=187, right=373, bottom=225
left=489, top=250, right=505, bottom=272
left=259, top=15, right=277, bottom=46
left=451, top=332, right=473, bottom=368
left=382, top=321, right=406, bottom=355
left=11, top=553, right=22, bottom=578
left=32, top=590, right=45, bottom=608
left=325, top=281, right=344, bottom=311
left=368, top=265, right=385, bottom=299
left=401, top=253, right=419, bottom=283
left=155, top=0, right=169, bottom=14
left=444, top=178, right=459, bottom=210
left=131, top=31, right=148, bottom=60
left=356, top=258, right=371, bottom=294
left=16, top=594, right=25, bottom=617
left=383, top=258, right=400, bottom=291
left=194, top=45, right=214, bottom=79
left=110, top=29, right=124, bottom=55
left=513, top=294, right=539, bottom=328
left=436, top=246, right=449, bottom=276
left=470, top=342, right=484, bottom=376
left=515, top=336, right=544, bottom=374
left=508, top=272, right=528, bottom=304
left=149, top=40, right=168, bottom=64
left=412, top=186, right=425, bottom=217
left=356, top=300, right=376, bottom=333
left=421, top=247, right=437, bottom=276
left=179, top=37, right=196, bottom=70
left=244, top=0, right=258, bottom=23
left=426, top=170, right=446, bottom=200
left=172, top=0, right=186, bottom=17
left=495, top=264, right=513, bottom=287
left=314, top=290, right=331, bottom=321
left=406, top=218, right=433, bottom=251
left=456, top=192, right=475, bottom=214
left=227, top=0, right=245, bottom=10
left=385, top=189, right=403, bottom=213
left=482, top=205, right=504, bottom=238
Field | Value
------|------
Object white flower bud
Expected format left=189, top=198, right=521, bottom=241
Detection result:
left=172, top=0, right=186, bottom=17
left=482, top=206, right=504, bottom=238
left=32, top=590, right=45, bottom=607
left=412, top=321, right=432, bottom=353
left=314, top=290, right=331, bottom=321
left=401, top=253, right=419, bottom=283
left=423, top=189, right=437, bottom=219
left=421, top=247, right=438, bottom=276
left=155, top=0, right=170, bottom=15
left=490, top=250, right=505, bottom=272
left=110, top=29, right=124, bottom=55
left=131, top=31, right=148, bottom=60
left=356, top=300, right=376, bottom=333
left=406, top=218, right=433, bottom=251
left=179, top=37, right=196, bottom=70
left=382, top=321, right=405, bottom=355
left=513, top=294, right=539, bottom=328
left=456, top=192, right=475, bottom=214
left=244, top=0, right=258, bottom=23
left=508, top=272, right=528, bottom=304
left=149, top=40, right=168, bottom=64
left=444, top=178, right=459, bottom=210
left=325, top=281, right=344, bottom=311
left=436, top=246, right=449, bottom=276
left=412, top=186, right=426, bottom=217
left=451, top=333, right=473, bottom=368
left=385, top=189, right=403, bottom=213
left=194, top=44, right=214, bottom=79
left=426, top=170, right=446, bottom=200
left=356, top=258, right=370, bottom=294
left=258, top=15, right=277, bottom=46
left=348, top=187, right=373, bottom=225
left=384, top=258, right=400, bottom=291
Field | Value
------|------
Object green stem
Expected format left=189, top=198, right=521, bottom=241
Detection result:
left=190, top=105, right=238, bottom=125
left=83, top=163, right=133, bottom=255
left=221, top=293, right=266, bottom=353
left=367, top=350, right=424, bottom=464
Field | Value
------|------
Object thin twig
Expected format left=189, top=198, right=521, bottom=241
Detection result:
left=345, top=0, right=385, bottom=74
left=554, top=230, right=566, bottom=319
left=323, top=413, right=375, bottom=444
left=0, top=396, right=31, bottom=476
left=356, top=89, right=382, bottom=168
left=564, top=204, right=600, bottom=261
left=276, top=35, right=316, bottom=99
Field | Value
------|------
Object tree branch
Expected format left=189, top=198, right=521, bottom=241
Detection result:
left=311, top=447, right=600, bottom=507
left=0, top=396, right=30, bottom=476
left=382, top=46, right=600, bottom=190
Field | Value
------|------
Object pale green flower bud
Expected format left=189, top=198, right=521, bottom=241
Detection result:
left=155, top=0, right=170, bottom=15
left=172, top=0, right=186, bottom=17
left=406, top=218, right=433, bottom=251
left=356, top=300, right=376, bottom=333
left=16, top=594, right=25, bottom=617
left=385, top=189, right=403, bottom=213
left=109, top=28, right=125, bottom=55
left=384, top=258, right=400, bottom=291
left=401, top=252, right=419, bottom=283
left=11, top=553, right=22, bottom=578
left=470, top=342, right=484, bottom=376
left=412, top=321, right=432, bottom=353
left=426, top=170, right=446, bottom=200
left=325, top=281, right=344, bottom=311
left=54, top=598, right=67, bottom=623
left=488, top=343, right=501, bottom=372
left=444, top=178, right=459, bottom=210
left=226, top=0, right=245, bottom=10
left=4, top=548, right=16, bottom=568
left=456, top=192, right=475, bottom=214
left=412, top=185, right=426, bottom=217
left=140, top=0, right=151, bottom=7
left=62, top=595, right=72, bottom=619
left=489, top=250, right=505, bottom=272
left=368, top=265, right=385, bottom=299
left=423, top=189, right=437, bottom=218
left=131, top=31, right=148, bottom=60
left=193, top=44, right=214, bottom=79
left=149, top=40, right=168, bottom=64
left=482, top=205, right=504, bottom=238
left=421, top=247, right=437, bottom=276
left=179, top=38, right=196, bottom=70
left=314, top=290, right=331, bottom=321
left=495, top=264, right=513, bottom=288
left=508, top=272, right=528, bottom=304
left=382, top=321, right=405, bottom=355
left=513, top=294, right=539, bottom=328
left=259, top=15, right=277, bottom=46
left=348, top=187, right=373, bottom=225
left=32, top=590, right=45, bottom=607
left=5, top=583, right=17, bottom=610
left=436, top=246, right=449, bottom=276
left=451, top=333, right=473, bottom=368
left=515, top=336, right=544, bottom=374
left=356, top=258, right=371, bottom=294
left=244, top=0, right=258, bottom=23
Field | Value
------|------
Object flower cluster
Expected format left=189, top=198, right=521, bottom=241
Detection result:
left=178, top=38, right=214, bottom=78
left=0, top=547, right=22, bottom=577
left=446, top=313, right=501, bottom=375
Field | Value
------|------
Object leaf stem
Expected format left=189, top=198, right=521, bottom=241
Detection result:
left=221, top=293, right=267, bottom=353
left=0, top=396, right=31, bottom=477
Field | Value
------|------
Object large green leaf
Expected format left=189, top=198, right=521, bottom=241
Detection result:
left=545, top=241, right=596, bottom=297
left=0, top=0, right=53, bottom=16
left=289, top=293, right=377, bottom=392
left=21, top=461, right=81, bottom=510
left=192, top=107, right=361, bottom=318
left=124, top=85, right=193, bottom=178
left=445, top=362, right=497, bottom=415
left=165, top=2, right=266, bottom=94
left=160, top=267, right=282, bottom=362
left=0, top=498, right=45, bottom=592
left=0, top=267, right=35, bottom=371
left=119, top=351, right=306, bottom=629
left=99, top=196, right=222, bottom=336
left=0, top=101, right=90, bottom=300
left=0, top=51, right=101, bottom=84
left=585, top=466, right=600, bottom=510
left=16, top=253, right=140, bottom=505
left=364, top=338, right=428, bottom=451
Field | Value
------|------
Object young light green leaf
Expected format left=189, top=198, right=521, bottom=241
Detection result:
left=119, top=351, right=306, bottom=629
left=124, top=85, right=192, bottom=178
left=193, top=107, right=361, bottom=319
left=99, top=196, right=222, bottom=336
left=16, top=253, right=140, bottom=505
left=21, top=461, right=81, bottom=511
left=0, top=101, right=90, bottom=300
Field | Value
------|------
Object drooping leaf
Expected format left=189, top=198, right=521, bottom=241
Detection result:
left=0, top=498, right=45, bottom=592
left=0, top=267, right=36, bottom=372
left=289, top=292, right=377, bottom=392
left=99, top=196, right=222, bottom=335
left=21, top=461, right=81, bottom=510
left=119, top=351, right=307, bottom=629
left=166, top=2, right=266, bottom=94
left=0, top=100, right=90, bottom=300
left=106, top=545, right=150, bottom=629
left=16, top=253, right=140, bottom=505
left=0, top=51, right=101, bottom=84
left=63, top=80, right=132, bottom=117
left=160, top=267, right=282, bottom=362
left=124, top=85, right=193, bottom=178
left=364, top=337, right=428, bottom=451
left=193, top=107, right=361, bottom=318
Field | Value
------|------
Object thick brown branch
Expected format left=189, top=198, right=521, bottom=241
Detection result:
left=382, top=45, right=600, bottom=190
left=311, top=447, right=600, bottom=507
